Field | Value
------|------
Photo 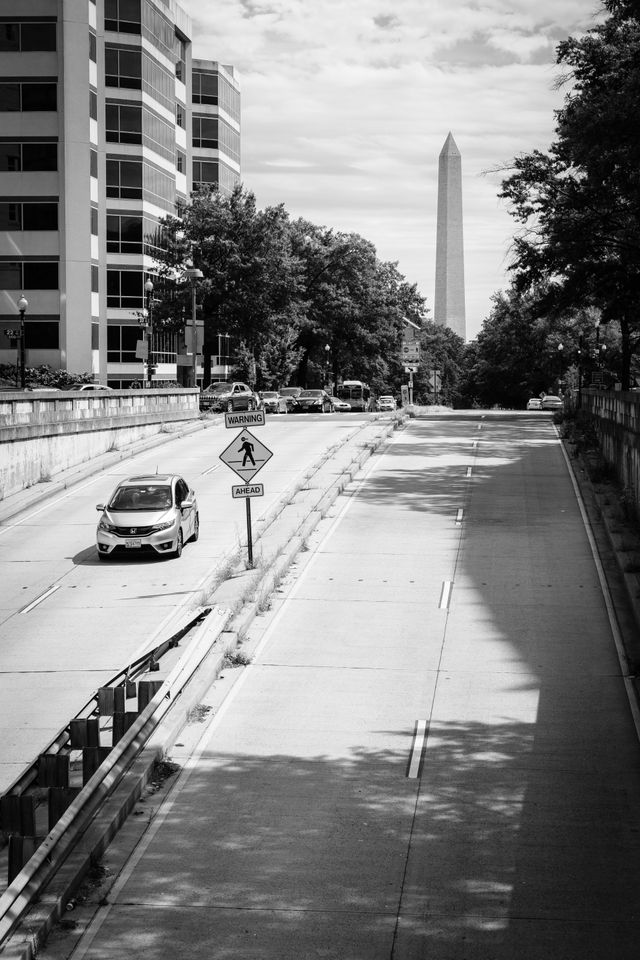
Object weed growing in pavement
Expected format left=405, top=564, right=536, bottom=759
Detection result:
left=186, top=703, right=213, bottom=724
left=223, top=649, right=252, bottom=668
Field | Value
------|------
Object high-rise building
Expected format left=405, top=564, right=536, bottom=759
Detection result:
left=0, top=0, right=240, bottom=386
left=434, top=132, right=466, bottom=341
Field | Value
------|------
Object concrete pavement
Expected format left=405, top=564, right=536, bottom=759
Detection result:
left=39, top=413, right=640, bottom=959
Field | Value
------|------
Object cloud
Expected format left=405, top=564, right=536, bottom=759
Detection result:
left=180, top=0, right=600, bottom=339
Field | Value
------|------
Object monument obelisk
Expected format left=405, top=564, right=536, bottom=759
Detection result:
left=434, top=132, right=466, bottom=340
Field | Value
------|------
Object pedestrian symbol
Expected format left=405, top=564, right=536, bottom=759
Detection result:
left=219, top=428, right=273, bottom=483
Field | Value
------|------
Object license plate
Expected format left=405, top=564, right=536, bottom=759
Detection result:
left=125, top=538, right=142, bottom=548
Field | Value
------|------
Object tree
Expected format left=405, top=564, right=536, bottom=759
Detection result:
left=499, top=0, right=640, bottom=387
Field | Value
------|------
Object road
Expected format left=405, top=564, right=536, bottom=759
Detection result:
left=42, top=411, right=640, bottom=960
left=0, top=413, right=371, bottom=794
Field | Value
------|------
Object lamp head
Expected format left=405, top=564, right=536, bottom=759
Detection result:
left=17, top=295, right=28, bottom=314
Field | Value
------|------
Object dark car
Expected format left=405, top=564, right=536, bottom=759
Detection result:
left=200, top=381, right=258, bottom=412
left=278, top=386, right=304, bottom=412
left=293, top=389, right=333, bottom=413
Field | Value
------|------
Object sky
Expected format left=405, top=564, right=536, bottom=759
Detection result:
left=180, top=0, right=603, bottom=341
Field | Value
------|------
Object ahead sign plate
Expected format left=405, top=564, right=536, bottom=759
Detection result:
left=232, top=483, right=264, bottom=499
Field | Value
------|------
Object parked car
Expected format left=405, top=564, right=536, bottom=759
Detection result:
left=376, top=395, right=397, bottom=411
left=200, top=381, right=258, bottom=412
left=96, top=474, right=198, bottom=560
left=278, top=386, right=304, bottom=411
left=69, top=383, right=114, bottom=392
left=329, top=395, right=351, bottom=412
left=541, top=395, right=563, bottom=411
left=526, top=397, right=542, bottom=411
left=258, top=391, right=288, bottom=414
left=292, top=389, right=333, bottom=413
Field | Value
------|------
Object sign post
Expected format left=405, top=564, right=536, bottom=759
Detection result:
left=219, top=421, right=272, bottom=567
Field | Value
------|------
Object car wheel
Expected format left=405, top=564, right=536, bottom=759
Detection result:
left=171, top=529, right=184, bottom=559
left=226, top=399, right=234, bottom=413
left=249, top=398, right=256, bottom=411
left=191, top=512, right=200, bottom=542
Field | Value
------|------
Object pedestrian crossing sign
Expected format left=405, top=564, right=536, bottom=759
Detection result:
left=219, top=428, right=273, bottom=483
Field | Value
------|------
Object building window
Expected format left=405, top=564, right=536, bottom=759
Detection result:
left=105, top=102, right=142, bottom=143
left=105, top=46, right=142, bottom=89
left=89, top=89, right=98, bottom=120
left=92, top=322, right=99, bottom=350
left=25, top=320, right=59, bottom=349
left=0, top=22, right=57, bottom=52
left=104, top=0, right=141, bottom=34
left=176, top=149, right=185, bottom=174
left=0, top=142, right=57, bottom=172
left=106, top=158, right=142, bottom=199
left=91, top=265, right=99, bottom=292
left=0, top=202, right=58, bottom=230
left=0, top=82, right=57, bottom=112
left=192, top=71, right=217, bottom=105
left=176, top=104, right=185, bottom=128
left=107, top=270, right=144, bottom=308
left=90, top=206, right=99, bottom=235
left=90, top=148, right=98, bottom=178
left=107, top=214, right=143, bottom=253
left=107, top=323, right=140, bottom=362
left=89, top=31, right=97, bottom=62
left=0, top=260, right=58, bottom=289
left=192, top=160, right=218, bottom=187
left=175, top=37, right=186, bottom=82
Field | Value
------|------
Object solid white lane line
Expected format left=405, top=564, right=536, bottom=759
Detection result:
left=20, top=585, right=60, bottom=614
left=202, top=462, right=222, bottom=476
left=407, top=719, right=428, bottom=779
left=439, top=580, right=453, bottom=610
left=455, top=508, right=464, bottom=524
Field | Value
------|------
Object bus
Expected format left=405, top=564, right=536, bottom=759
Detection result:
left=336, top=380, right=372, bottom=412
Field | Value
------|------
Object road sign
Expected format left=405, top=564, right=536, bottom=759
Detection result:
left=232, top=483, right=264, bottom=499
left=225, top=410, right=265, bottom=429
left=404, top=364, right=419, bottom=373
left=402, top=342, right=420, bottom=361
left=135, top=340, right=148, bottom=360
left=219, top=428, right=273, bottom=483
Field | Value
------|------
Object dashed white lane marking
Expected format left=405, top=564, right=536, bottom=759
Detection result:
left=439, top=580, right=453, bottom=610
left=407, top=719, right=428, bottom=779
left=20, top=584, right=60, bottom=614
left=466, top=466, right=472, bottom=478
left=455, top=508, right=464, bottom=524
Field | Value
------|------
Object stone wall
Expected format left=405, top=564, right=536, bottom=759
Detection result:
left=0, top=389, right=200, bottom=500
left=581, top=389, right=640, bottom=508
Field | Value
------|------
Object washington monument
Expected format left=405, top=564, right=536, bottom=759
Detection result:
left=434, top=132, right=466, bottom=340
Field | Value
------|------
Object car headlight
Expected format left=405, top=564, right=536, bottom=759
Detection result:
left=98, top=518, right=117, bottom=532
left=149, top=520, right=174, bottom=533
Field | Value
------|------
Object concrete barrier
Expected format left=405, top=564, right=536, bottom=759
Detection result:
left=0, top=389, right=200, bottom=501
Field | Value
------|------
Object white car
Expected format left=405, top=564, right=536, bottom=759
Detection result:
left=526, top=398, right=542, bottom=411
left=329, top=396, right=351, bottom=412
left=377, top=395, right=397, bottom=411
left=70, top=383, right=114, bottom=391
left=96, top=474, right=199, bottom=560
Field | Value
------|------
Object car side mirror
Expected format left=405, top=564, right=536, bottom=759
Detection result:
left=96, top=504, right=104, bottom=511
left=180, top=498, right=193, bottom=509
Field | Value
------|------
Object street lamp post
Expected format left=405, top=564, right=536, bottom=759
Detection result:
left=557, top=343, right=564, bottom=393
left=324, top=343, right=330, bottom=390
left=184, top=267, right=203, bottom=388
left=144, top=278, right=154, bottom=387
left=17, top=294, right=28, bottom=390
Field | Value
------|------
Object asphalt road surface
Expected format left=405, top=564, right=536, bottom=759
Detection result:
left=43, top=411, right=640, bottom=960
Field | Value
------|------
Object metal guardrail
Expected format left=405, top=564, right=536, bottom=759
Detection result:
left=0, top=606, right=230, bottom=948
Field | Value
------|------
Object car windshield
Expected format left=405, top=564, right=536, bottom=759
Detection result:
left=205, top=383, right=232, bottom=394
left=109, top=485, right=173, bottom=511
left=545, top=396, right=561, bottom=402
left=279, top=388, right=299, bottom=396
left=300, top=390, right=322, bottom=398
left=261, top=392, right=278, bottom=398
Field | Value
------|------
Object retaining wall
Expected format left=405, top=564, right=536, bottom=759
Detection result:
left=581, top=389, right=640, bottom=510
left=0, top=389, right=200, bottom=500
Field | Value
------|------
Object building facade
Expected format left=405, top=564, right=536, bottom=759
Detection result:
left=0, top=0, right=240, bottom=386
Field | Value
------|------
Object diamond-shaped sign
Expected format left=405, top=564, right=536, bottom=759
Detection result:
left=219, top=428, right=273, bottom=483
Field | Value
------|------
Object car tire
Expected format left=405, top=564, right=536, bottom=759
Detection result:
left=249, top=398, right=256, bottom=411
left=191, top=513, right=200, bottom=542
left=226, top=400, right=233, bottom=413
left=171, top=529, right=184, bottom=559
